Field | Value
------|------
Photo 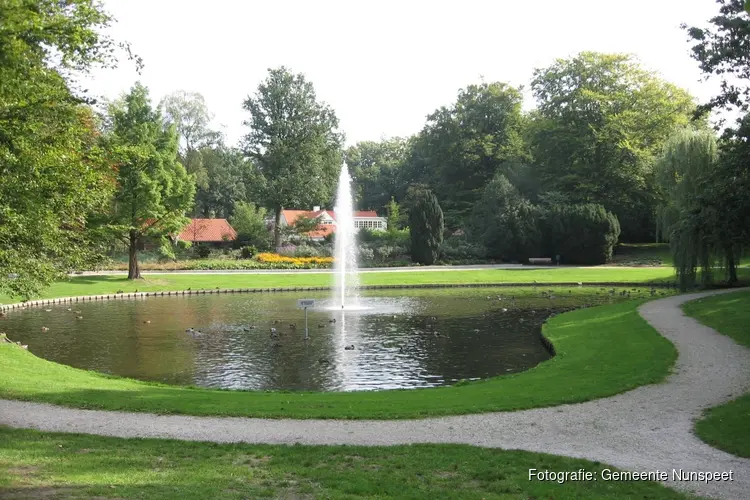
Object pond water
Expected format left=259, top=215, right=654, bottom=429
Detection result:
left=0, top=287, right=643, bottom=391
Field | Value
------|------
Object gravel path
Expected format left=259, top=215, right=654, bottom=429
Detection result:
left=1, top=289, right=748, bottom=499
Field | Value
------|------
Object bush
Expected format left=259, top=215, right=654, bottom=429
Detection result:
left=540, top=203, right=621, bottom=265
left=471, top=174, right=540, bottom=262
left=240, top=246, right=257, bottom=259
left=194, top=244, right=212, bottom=259
left=440, top=238, right=487, bottom=261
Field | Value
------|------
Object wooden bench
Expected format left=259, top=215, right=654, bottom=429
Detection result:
left=528, top=257, right=553, bottom=265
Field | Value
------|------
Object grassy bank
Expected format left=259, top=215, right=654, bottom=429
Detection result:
left=0, top=427, right=691, bottom=500
left=0, top=267, right=682, bottom=304
left=683, top=290, right=750, bottom=458
left=0, top=298, right=677, bottom=419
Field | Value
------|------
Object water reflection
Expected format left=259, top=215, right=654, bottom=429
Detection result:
left=0, top=287, right=646, bottom=392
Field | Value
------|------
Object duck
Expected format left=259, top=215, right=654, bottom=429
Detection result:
left=317, top=323, right=326, bottom=328
left=44, top=309, right=52, bottom=312
left=272, top=320, right=281, bottom=324
left=116, top=290, right=124, bottom=294
left=270, top=328, right=278, bottom=337
left=41, top=326, right=49, bottom=332
left=66, top=308, right=72, bottom=312
left=328, top=318, right=336, bottom=323
left=289, top=323, right=297, bottom=329
left=344, top=344, right=355, bottom=350
left=319, top=358, right=329, bottom=364
left=76, top=315, right=83, bottom=320
left=143, top=320, right=151, bottom=324
left=501, top=308, right=508, bottom=312
left=186, top=328, right=195, bottom=333
left=74, top=310, right=81, bottom=314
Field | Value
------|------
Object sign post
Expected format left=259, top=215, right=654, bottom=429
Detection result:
left=296, top=299, right=316, bottom=340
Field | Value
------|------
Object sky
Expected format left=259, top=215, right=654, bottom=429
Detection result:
left=85, top=0, right=724, bottom=147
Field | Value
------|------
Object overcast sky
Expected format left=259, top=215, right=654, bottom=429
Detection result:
left=85, top=0, right=723, bottom=147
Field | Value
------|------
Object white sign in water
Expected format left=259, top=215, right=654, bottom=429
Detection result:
left=297, top=299, right=315, bottom=308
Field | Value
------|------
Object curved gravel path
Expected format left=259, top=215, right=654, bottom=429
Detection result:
left=2, top=289, right=749, bottom=499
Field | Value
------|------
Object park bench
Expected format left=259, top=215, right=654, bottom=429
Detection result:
left=528, top=257, right=553, bottom=265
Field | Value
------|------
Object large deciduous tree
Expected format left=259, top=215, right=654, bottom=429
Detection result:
left=404, top=82, right=527, bottom=229
left=103, top=83, right=195, bottom=279
left=654, top=128, right=741, bottom=289
left=242, top=67, right=343, bottom=249
left=345, top=138, right=408, bottom=212
left=683, top=0, right=750, bottom=116
left=0, top=0, right=135, bottom=298
left=529, top=52, right=696, bottom=242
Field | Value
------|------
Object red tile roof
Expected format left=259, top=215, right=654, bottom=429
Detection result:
left=178, top=219, right=237, bottom=242
left=279, top=209, right=384, bottom=239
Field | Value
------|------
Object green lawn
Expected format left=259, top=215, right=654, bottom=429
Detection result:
left=0, top=298, right=677, bottom=419
left=0, top=267, right=682, bottom=304
left=0, top=427, right=693, bottom=500
left=682, top=290, right=750, bottom=458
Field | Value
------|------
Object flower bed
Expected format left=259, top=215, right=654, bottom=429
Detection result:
left=255, top=253, right=333, bottom=266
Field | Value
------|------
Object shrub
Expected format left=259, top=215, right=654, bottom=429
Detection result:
left=240, top=246, right=257, bottom=259
left=407, top=188, right=444, bottom=265
left=471, top=174, right=540, bottom=262
left=540, top=203, right=621, bottom=265
left=194, top=244, right=212, bottom=259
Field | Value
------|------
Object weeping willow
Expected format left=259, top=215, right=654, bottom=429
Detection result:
left=655, top=128, right=735, bottom=290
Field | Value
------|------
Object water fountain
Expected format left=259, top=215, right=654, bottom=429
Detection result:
left=333, top=161, right=359, bottom=309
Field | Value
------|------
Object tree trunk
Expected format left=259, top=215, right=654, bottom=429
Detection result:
left=726, top=246, right=738, bottom=284
left=128, top=231, right=142, bottom=280
left=274, top=207, right=282, bottom=250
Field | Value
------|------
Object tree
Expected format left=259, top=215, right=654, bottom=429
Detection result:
left=345, top=138, right=408, bottom=211
left=404, top=82, right=527, bottom=229
left=0, top=0, right=136, bottom=298
left=530, top=52, right=696, bottom=241
left=471, top=174, right=540, bottom=262
left=655, top=128, right=727, bottom=289
left=230, top=201, right=270, bottom=249
left=407, top=188, right=444, bottom=265
left=385, top=197, right=404, bottom=231
left=193, top=146, right=252, bottom=218
left=242, top=67, right=343, bottom=248
left=102, top=83, right=195, bottom=279
left=683, top=0, right=750, bottom=116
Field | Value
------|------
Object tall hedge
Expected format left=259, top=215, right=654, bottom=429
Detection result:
left=472, top=174, right=541, bottom=262
left=407, top=188, right=444, bottom=265
left=540, top=204, right=621, bottom=265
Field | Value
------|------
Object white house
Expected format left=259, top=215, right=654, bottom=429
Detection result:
left=278, top=206, right=387, bottom=240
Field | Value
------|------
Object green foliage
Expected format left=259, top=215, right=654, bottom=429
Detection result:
left=193, top=244, right=212, bottom=259
left=407, top=188, right=444, bottom=265
left=242, top=67, right=343, bottom=247
left=683, top=0, right=750, bottom=115
left=385, top=197, right=404, bottom=230
left=404, top=82, right=528, bottom=228
left=239, top=246, right=257, bottom=259
left=230, top=201, right=269, bottom=249
left=540, top=204, right=621, bottom=265
left=346, top=138, right=408, bottom=211
left=101, top=82, right=195, bottom=279
left=471, top=174, right=540, bottom=262
left=0, top=0, right=134, bottom=298
left=530, top=52, right=696, bottom=242
left=656, top=127, right=748, bottom=289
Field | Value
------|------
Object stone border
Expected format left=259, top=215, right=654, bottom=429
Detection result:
left=0, top=281, right=677, bottom=312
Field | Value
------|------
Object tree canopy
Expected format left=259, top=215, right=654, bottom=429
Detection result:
left=529, top=51, right=696, bottom=241
left=0, top=0, right=134, bottom=297
left=102, top=83, right=195, bottom=279
left=683, top=0, right=750, bottom=116
left=242, top=67, right=343, bottom=248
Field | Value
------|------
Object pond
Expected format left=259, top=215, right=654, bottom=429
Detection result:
left=0, top=287, right=643, bottom=391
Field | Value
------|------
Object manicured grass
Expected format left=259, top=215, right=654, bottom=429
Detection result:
left=0, top=267, right=681, bottom=304
left=682, top=289, right=750, bottom=458
left=0, top=298, right=677, bottom=419
left=682, top=290, right=750, bottom=348
left=0, top=428, right=692, bottom=500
